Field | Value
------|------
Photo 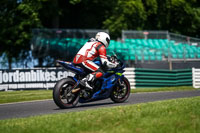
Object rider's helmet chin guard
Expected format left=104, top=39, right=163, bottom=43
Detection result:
left=95, top=32, right=110, bottom=48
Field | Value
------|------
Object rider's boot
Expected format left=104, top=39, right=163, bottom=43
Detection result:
left=80, top=74, right=95, bottom=90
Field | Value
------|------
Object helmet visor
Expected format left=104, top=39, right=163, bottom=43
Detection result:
left=106, top=37, right=110, bottom=46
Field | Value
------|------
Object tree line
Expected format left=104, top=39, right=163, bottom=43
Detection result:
left=0, top=0, right=200, bottom=69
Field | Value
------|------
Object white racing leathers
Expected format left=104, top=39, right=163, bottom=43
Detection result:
left=73, top=41, right=117, bottom=71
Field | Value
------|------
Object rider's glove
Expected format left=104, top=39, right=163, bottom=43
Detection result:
left=111, top=62, right=119, bottom=68
left=115, top=62, right=120, bottom=68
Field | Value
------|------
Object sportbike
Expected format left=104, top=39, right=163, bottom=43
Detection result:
left=53, top=54, right=130, bottom=109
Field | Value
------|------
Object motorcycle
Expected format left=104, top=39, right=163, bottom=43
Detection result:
left=53, top=54, right=130, bottom=109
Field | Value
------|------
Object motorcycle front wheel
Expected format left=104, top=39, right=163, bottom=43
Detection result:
left=53, top=78, right=79, bottom=109
left=110, top=77, right=131, bottom=103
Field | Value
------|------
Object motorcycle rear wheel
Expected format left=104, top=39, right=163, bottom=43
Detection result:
left=53, top=78, right=79, bottom=109
left=110, top=77, right=130, bottom=103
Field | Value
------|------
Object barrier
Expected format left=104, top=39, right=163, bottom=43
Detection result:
left=0, top=67, right=193, bottom=91
left=135, top=68, right=192, bottom=87
left=124, top=68, right=136, bottom=89
left=124, top=68, right=192, bottom=88
left=0, top=68, right=74, bottom=91
left=192, top=68, right=200, bottom=88
left=0, top=68, right=137, bottom=91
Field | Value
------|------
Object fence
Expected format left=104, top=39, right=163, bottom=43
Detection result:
left=0, top=67, right=136, bottom=91
left=0, top=67, right=194, bottom=91
left=122, top=30, right=169, bottom=40
left=124, top=68, right=192, bottom=88
left=192, top=68, right=200, bottom=88
left=122, top=30, right=200, bottom=46
left=31, top=29, right=109, bottom=59
left=121, top=30, right=200, bottom=64
left=32, top=29, right=109, bottom=39
left=169, top=33, right=200, bottom=46
left=124, top=68, right=136, bottom=89
left=0, top=68, right=74, bottom=91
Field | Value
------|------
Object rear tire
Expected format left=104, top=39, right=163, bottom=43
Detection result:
left=53, top=78, right=79, bottom=109
left=110, top=77, right=130, bottom=103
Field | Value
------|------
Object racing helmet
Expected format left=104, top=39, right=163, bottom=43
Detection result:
left=95, top=32, right=110, bottom=48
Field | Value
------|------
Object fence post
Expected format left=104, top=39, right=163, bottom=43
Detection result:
left=192, top=67, right=200, bottom=88
left=192, top=68, right=195, bottom=88
left=124, top=68, right=135, bottom=89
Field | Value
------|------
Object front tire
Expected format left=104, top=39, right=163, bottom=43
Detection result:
left=110, top=77, right=130, bottom=103
left=53, top=78, right=79, bottom=109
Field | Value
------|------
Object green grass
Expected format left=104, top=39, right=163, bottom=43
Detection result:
left=0, top=96, right=200, bottom=133
left=0, top=86, right=197, bottom=104
left=132, top=86, right=196, bottom=93
left=0, top=90, right=52, bottom=104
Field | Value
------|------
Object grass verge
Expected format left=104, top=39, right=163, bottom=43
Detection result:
left=0, top=90, right=52, bottom=104
left=0, top=96, right=200, bottom=133
left=131, top=86, right=196, bottom=93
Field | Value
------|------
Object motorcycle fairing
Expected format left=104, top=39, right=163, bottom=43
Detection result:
left=57, top=59, right=126, bottom=103
left=78, top=71, right=125, bottom=103
left=57, top=60, right=86, bottom=75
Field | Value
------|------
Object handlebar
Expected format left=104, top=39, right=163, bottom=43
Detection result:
left=107, top=55, right=125, bottom=69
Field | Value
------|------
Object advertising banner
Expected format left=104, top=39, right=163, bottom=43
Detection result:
left=0, top=68, right=75, bottom=91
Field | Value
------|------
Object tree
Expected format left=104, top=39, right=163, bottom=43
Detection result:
left=156, top=0, right=200, bottom=37
left=38, top=0, right=60, bottom=28
left=142, top=0, right=158, bottom=30
left=103, top=0, right=147, bottom=38
left=0, top=0, right=42, bottom=69
left=103, top=0, right=200, bottom=38
left=57, top=0, right=117, bottom=29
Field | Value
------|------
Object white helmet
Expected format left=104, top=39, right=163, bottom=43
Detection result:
left=95, top=32, right=110, bottom=48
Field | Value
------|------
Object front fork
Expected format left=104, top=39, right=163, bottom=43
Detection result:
left=115, top=75, right=125, bottom=91
left=118, top=78, right=124, bottom=86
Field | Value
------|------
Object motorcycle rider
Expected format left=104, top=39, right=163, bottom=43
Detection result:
left=73, top=32, right=118, bottom=89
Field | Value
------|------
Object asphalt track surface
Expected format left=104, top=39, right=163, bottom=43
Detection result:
left=0, top=90, right=200, bottom=120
